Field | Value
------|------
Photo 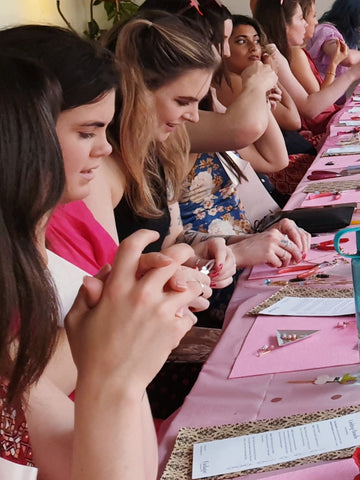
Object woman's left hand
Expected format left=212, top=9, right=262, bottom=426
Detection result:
left=191, top=237, right=236, bottom=289
left=273, top=218, right=311, bottom=256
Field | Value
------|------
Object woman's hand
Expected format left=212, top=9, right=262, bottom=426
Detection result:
left=266, top=86, right=282, bottom=111
left=240, top=61, right=278, bottom=94
left=229, top=224, right=308, bottom=269
left=65, top=229, right=208, bottom=395
left=191, top=237, right=236, bottom=289
left=273, top=218, right=311, bottom=256
left=331, top=39, right=349, bottom=67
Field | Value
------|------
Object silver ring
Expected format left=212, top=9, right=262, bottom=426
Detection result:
left=280, top=234, right=290, bottom=247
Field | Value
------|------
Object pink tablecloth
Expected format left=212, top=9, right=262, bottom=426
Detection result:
left=157, top=91, right=360, bottom=480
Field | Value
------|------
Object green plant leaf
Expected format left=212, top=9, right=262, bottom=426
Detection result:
left=87, top=19, right=100, bottom=39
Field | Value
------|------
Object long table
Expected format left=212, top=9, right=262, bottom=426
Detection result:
left=157, top=93, right=360, bottom=479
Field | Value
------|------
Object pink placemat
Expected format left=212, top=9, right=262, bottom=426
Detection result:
left=248, top=234, right=341, bottom=281
left=229, top=314, right=358, bottom=379
left=247, top=458, right=358, bottom=480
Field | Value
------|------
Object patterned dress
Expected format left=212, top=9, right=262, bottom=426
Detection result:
left=0, top=382, right=34, bottom=467
left=179, top=152, right=252, bottom=235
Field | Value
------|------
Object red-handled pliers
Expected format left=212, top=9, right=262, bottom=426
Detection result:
left=311, top=238, right=349, bottom=250
left=278, top=260, right=337, bottom=278
left=307, top=191, right=342, bottom=200
left=307, top=170, right=342, bottom=180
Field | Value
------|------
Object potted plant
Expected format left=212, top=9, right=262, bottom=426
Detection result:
left=56, top=0, right=139, bottom=40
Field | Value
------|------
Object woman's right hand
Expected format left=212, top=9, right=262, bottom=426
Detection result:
left=331, top=39, right=349, bottom=67
left=240, top=61, right=278, bottom=94
left=65, top=229, right=208, bottom=396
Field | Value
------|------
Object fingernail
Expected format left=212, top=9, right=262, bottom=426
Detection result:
left=302, top=253, right=306, bottom=260
left=214, top=264, right=223, bottom=273
left=210, top=282, right=217, bottom=288
left=176, top=280, right=187, bottom=289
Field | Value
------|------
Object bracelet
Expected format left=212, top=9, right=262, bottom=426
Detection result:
left=325, top=71, right=336, bottom=77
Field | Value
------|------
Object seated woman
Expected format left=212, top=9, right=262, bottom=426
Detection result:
left=290, top=0, right=348, bottom=133
left=0, top=28, right=212, bottom=479
left=252, top=0, right=360, bottom=132
left=0, top=54, right=207, bottom=480
left=306, top=0, right=360, bottom=84
left=92, top=11, right=236, bottom=285
left=217, top=14, right=316, bottom=195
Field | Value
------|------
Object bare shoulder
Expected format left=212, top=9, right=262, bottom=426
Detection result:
left=84, top=154, right=124, bottom=243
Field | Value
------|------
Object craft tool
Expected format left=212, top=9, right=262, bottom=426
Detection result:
left=310, top=238, right=349, bottom=250
left=307, top=191, right=341, bottom=200
left=278, top=260, right=337, bottom=279
left=308, top=166, right=360, bottom=181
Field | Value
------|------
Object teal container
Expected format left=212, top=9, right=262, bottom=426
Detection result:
left=334, top=227, right=360, bottom=354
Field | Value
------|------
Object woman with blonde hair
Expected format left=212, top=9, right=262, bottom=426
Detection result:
left=87, top=11, right=236, bottom=287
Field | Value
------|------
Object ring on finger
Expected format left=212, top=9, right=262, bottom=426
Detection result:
left=198, top=280, right=205, bottom=296
left=280, top=234, right=290, bottom=247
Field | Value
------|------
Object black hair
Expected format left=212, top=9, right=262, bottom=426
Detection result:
left=0, top=55, right=64, bottom=404
left=0, top=25, right=119, bottom=110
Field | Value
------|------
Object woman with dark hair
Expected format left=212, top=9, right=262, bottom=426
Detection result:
left=292, top=0, right=348, bottom=94
left=253, top=0, right=360, bottom=125
left=219, top=14, right=301, bottom=135
left=307, top=0, right=360, bottom=81
left=0, top=27, right=211, bottom=480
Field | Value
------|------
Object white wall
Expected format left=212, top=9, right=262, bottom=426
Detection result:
left=0, top=0, right=105, bottom=32
left=222, top=0, right=331, bottom=18
left=0, top=0, right=334, bottom=32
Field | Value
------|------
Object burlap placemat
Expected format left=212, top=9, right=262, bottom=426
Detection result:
left=248, top=286, right=353, bottom=316
left=302, top=179, right=360, bottom=193
left=161, top=404, right=360, bottom=480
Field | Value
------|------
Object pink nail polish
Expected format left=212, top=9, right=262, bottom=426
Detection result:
left=210, top=282, right=217, bottom=288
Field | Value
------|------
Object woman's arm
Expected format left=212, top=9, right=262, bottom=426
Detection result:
left=290, top=43, right=349, bottom=94
left=187, top=61, right=278, bottom=152
left=217, top=71, right=301, bottom=132
left=240, top=112, right=289, bottom=173
left=290, top=46, right=321, bottom=94
left=67, top=231, right=207, bottom=480
left=267, top=44, right=360, bottom=119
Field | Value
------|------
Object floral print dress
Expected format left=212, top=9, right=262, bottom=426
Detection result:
left=179, top=152, right=252, bottom=235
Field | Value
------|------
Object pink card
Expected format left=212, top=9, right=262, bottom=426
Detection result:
left=229, top=315, right=358, bottom=379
